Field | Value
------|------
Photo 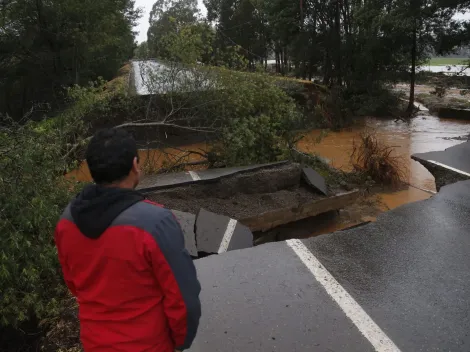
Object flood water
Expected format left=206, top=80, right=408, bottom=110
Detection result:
left=67, top=142, right=210, bottom=182
left=298, top=115, right=470, bottom=210
left=69, top=115, right=470, bottom=218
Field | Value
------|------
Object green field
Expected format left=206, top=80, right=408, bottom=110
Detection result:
left=428, top=57, right=468, bottom=66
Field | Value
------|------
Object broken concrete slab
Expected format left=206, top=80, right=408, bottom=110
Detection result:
left=137, top=172, right=194, bottom=193
left=147, top=162, right=355, bottom=234
left=412, top=141, right=470, bottom=190
left=194, top=161, right=288, bottom=182
left=412, top=141, right=470, bottom=174
left=137, top=161, right=289, bottom=193
left=171, top=210, right=198, bottom=257
left=241, top=190, right=358, bottom=232
left=302, top=167, right=328, bottom=196
left=195, top=208, right=253, bottom=255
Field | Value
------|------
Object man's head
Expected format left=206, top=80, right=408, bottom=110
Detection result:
left=86, top=128, right=141, bottom=188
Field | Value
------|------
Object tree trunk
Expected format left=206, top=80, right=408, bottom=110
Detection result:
left=335, top=0, right=342, bottom=86
left=323, top=52, right=332, bottom=86
left=275, top=50, right=280, bottom=73
left=282, top=48, right=287, bottom=74
left=407, top=20, right=417, bottom=114
left=308, top=58, right=313, bottom=81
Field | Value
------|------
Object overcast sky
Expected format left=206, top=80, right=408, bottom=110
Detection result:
left=134, top=0, right=207, bottom=43
left=133, top=1, right=470, bottom=44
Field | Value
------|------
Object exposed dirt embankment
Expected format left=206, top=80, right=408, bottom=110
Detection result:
left=149, top=163, right=331, bottom=219
left=149, top=164, right=350, bottom=220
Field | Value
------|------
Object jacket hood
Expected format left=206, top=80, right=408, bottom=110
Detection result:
left=70, top=184, right=145, bottom=239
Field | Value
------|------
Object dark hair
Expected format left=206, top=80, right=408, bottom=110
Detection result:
left=86, top=128, right=138, bottom=185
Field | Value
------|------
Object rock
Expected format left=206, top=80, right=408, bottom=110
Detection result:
left=195, top=209, right=253, bottom=255
left=171, top=210, right=198, bottom=258
left=301, top=167, right=328, bottom=196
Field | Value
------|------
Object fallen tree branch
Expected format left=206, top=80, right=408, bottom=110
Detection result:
left=114, top=121, right=217, bottom=133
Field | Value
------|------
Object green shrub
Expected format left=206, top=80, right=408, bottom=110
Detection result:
left=0, top=119, right=81, bottom=331
left=211, top=69, right=302, bottom=165
left=342, top=84, right=404, bottom=118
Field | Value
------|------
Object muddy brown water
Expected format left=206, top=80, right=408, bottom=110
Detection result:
left=293, top=115, right=470, bottom=235
left=299, top=115, right=470, bottom=205
left=68, top=115, right=470, bottom=236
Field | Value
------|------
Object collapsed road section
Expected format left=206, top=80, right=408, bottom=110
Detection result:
left=138, top=161, right=358, bottom=257
left=187, top=180, right=470, bottom=352
left=412, top=141, right=470, bottom=190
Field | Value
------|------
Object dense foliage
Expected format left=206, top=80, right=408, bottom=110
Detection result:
left=0, top=119, right=82, bottom=328
left=0, top=0, right=140, bottom=120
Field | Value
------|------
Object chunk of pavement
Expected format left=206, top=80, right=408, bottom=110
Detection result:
left=302, top=167, right=328, bottom=196
left=195, top=208, right=253, bottom=254
left=171, top=210, right=198, bottom=258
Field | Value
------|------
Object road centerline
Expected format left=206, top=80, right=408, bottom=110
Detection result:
left=286, top=239, right=402, bottom=352
left=427, top=160, right=470, bottom=177
left=218, top=219, right=237, bottom=253
left=189, top=170, right=201, bottom=181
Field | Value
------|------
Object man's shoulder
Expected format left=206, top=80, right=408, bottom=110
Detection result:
left=114, top=200, right=175, bottom=230
left=58, top=202, right=73, bottom=222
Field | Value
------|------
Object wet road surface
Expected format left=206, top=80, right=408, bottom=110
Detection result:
left=413, top=140, right=470, bottom=175
left=189, top=180, right=470, bottom=352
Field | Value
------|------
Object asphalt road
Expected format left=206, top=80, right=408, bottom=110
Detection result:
left=413, top=141, right=470, bottom=174
left=188, top=180, right=470, bottom=352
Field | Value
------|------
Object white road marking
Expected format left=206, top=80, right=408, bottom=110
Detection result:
left=286, top=239, right=402, bottom=352
left=406, top=182, right=437, bottom=195
left=189, top=171, right=201, bottom=181
left=218, top=219, right=237, bottom=254
left=427, top=160, right=470, bottom=177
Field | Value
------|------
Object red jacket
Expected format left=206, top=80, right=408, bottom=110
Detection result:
left=55, top=185, right=201, bottom=352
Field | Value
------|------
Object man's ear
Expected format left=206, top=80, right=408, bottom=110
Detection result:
left=132, top=156, right=140, bottom=174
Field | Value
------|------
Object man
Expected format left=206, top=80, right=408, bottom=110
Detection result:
left=55, top=128, right=201, bottom=352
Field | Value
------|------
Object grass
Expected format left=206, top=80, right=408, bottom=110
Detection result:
left=350, top=130, right=407, bottom=188
left=428, top=58, right=468, bottom=66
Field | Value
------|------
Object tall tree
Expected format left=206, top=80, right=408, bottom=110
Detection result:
left=147, top=0, right=200, bottom=59
left=204, top=0, right=270, bottom=68
left=0, top=0, right=140, bottom=120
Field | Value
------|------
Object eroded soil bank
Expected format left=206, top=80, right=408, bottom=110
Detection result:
left=146, top=163, right=357, bottom=235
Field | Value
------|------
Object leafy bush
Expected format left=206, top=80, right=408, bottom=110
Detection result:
left=341, top=84, right=404, bottom=118
left=211, top=70, right=302, bottom=165
left=0, top=118, right=82, bottom=341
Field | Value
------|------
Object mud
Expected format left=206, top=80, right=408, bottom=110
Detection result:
left=148, top=163, right=338, bottom=220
